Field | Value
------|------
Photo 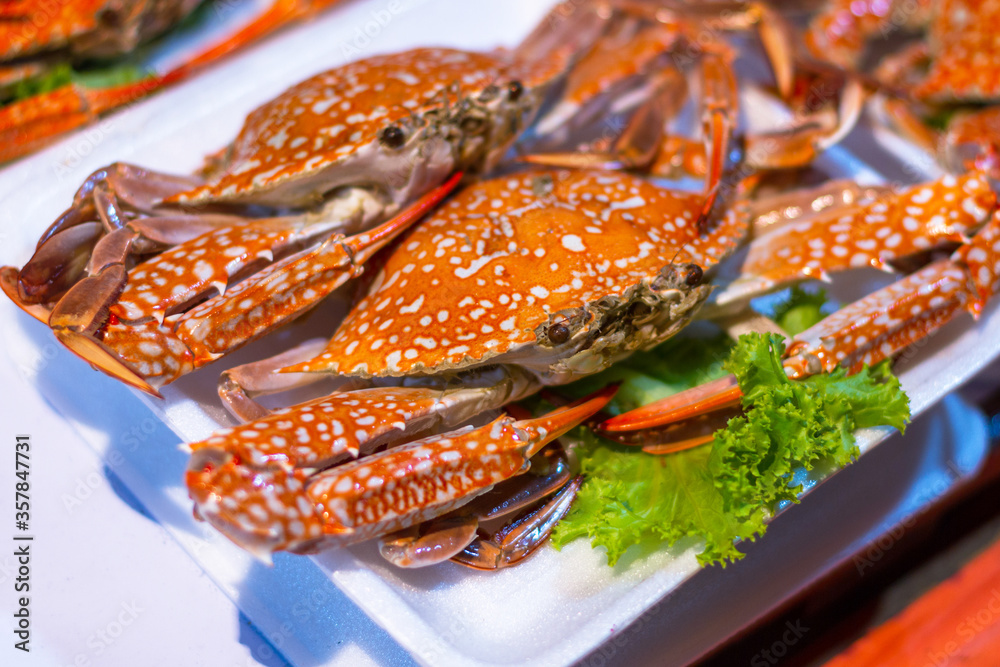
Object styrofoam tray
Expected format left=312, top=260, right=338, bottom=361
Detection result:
left=2, top=2, right=998, bottom=665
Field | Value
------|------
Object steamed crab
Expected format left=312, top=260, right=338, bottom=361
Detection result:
left=3, top=0, right=802, bottom=397
left=0, top=0, right=347, bottom=162
left=184, top=159, right=1000, bottom=567
left=805, top=0, right=1000, bottom=177
left=185, top=167, right=749, bottom=566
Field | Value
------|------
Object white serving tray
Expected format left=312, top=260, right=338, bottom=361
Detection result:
left=2, top=2, right=998, bottom=665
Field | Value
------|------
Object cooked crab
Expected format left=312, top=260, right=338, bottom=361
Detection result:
left=1, top=43, right=581, bottom=393
left=2, top=0, right=803, bottom=396
left=805, top=0, right=1000, bottom=177
left=184, top=167, right=750, bottom=566
left=0, top=0, right=347, bottom=162
left=183, top=156, right=1000, bottom=567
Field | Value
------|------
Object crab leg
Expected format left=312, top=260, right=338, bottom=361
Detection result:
left=377, top=515, right=481, bottom=568
left=217, top=338, right=335, bottom=423
left=451, top=475, right=584, bottom=570
left=527, top=16, right=691, bottom=140
left=747, top=179, right=893, bottom=236
left=604, top=204, right=1000, bottom=434
left=526, top=61, right=863, bottom=198
left=522, top=67, right=686, bottom=172
left=41, top=163, right=204, bottom=244
left=784, top=209, right=1000, bottom=376
left=186, top=386, right=615, bottom=560
left=11, top=163, right=208, bottom=306
left=708, top=171, right=996, bottom=313
left=525, top=42, right=740, bottom=220
left=615, top=0, right=795, bottom=98
left=697, top=49, right=738, bottom=224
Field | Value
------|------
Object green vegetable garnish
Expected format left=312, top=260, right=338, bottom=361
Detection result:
left=711, top=333, right=909, bottom=522
left=5, top=63, right=152, bottom=107
left=771, top=286, right=832, bottom=336
left=551, top=332, right=910, bottom=567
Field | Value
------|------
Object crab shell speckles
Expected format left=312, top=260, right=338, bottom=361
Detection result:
left=0, top=0, right=201, bottom=61
left=288, top=169, right=747, bottom=380
left=915, top=0, right=1000, bottom=101
left=170, top=48, right=535, bottom=208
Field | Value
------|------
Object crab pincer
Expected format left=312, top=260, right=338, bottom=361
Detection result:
left=24, top=172, right=465, bottom=396
left=186, top=386, right=616, bottom=565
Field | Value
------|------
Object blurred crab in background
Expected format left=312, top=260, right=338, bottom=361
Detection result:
left=804, top=0, right=1000, bottom=178
left=0, top=0, right=347, bottom=162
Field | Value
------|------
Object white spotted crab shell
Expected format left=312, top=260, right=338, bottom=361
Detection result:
left=170, top=48, right=557, bottom=209
left=287, top=169, right=748, bottom=384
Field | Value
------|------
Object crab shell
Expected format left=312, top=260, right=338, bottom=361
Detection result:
left=808, top=0, right=1000, bottom=102
left=286, top=169, right=748, bottom=385
left=0, top=0, right=202, bottom=63
left=170, top=48, right=563, bottom=210
left=912, top=0, right=1000, bottom=101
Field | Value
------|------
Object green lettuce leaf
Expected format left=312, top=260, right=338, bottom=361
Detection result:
left=771, top=286, right=831, bottom=336
left=551, top=427, right=765, bottom=565
left=5, top=62, right=151, bottom=106
left=551, top=332, right=911, bottom=567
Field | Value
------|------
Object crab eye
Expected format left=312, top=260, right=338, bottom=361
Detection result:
left=97, top=7, right=122, bottom=26
left=506, top=80, right=524, bottom=101
left=379, top=125, right=406, bottom=149
left=548, top=321, right=570, bottom=344
left=684, top=264, right=703, bottom=286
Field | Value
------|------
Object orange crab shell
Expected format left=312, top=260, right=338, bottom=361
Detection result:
left=0, top=0, right=105, bottom=60
left=171, top=48, right=564, bottom=208
left=0, top=0, right=200, bottom=62
left=914, top=0, right=1000, bottom=101
left=290, top=169, right=747, bottom=379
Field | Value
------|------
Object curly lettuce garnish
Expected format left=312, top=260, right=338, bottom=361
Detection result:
left=551, top=332, right=911, bottom=567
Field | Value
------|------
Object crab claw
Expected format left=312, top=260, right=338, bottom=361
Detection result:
left=26, top=172, right=464, bottom=395
left=54, top=330, right=162, bottom=398
left=1, top=266, right=50, bottom=324
left=186, top=385, right=615, bottom=560
left=515, top=383, right=618, bottom=456
left=171, top=172, right=463, bottom=370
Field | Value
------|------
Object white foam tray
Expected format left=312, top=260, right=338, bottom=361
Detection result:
left=2, top=1, right=998, bottom=665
